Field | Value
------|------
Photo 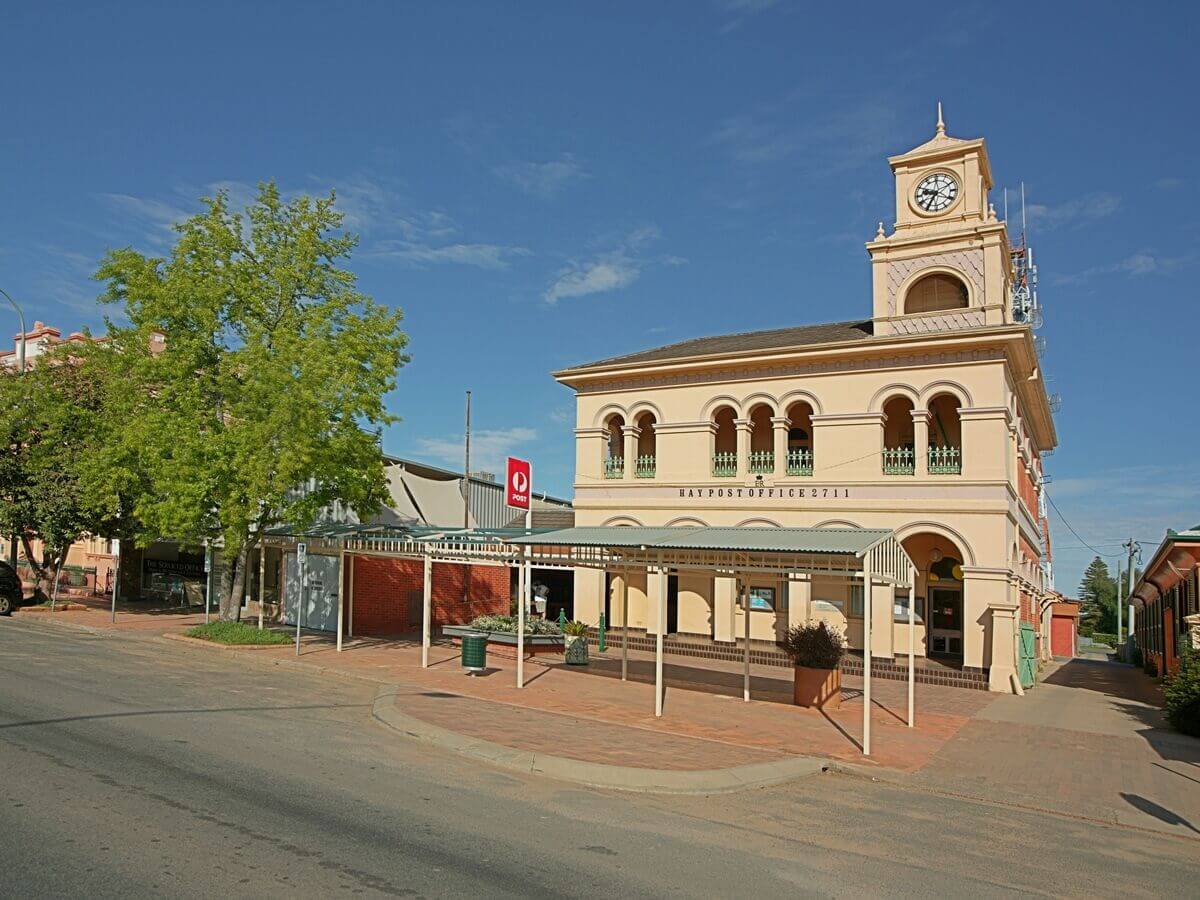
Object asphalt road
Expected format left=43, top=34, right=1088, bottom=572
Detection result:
left=2, top=618, right=1197, bottom=899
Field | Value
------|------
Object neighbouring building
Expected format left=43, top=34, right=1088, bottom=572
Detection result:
left=1131, top=525, right=1200, bottom=678
left=555, top=111, right=1057, bottom=692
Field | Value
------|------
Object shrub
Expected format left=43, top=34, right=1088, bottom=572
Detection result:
left=185, top=621, right=292, bottom=645
left=468, top=614, right=562, bottom=636
left=781, top=622, right=846, bottom=670
left=1164, top=641, right=1200, bottom=738
left=562, top=620, right=589, bottom=637
left=1091, top=632, right=1118, bottom=648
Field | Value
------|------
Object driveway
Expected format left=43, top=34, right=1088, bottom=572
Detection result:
left=912, top=657, right=1200, bottom=838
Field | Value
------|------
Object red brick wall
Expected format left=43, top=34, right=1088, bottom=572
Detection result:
left=349, top=556, right=510, bottom=637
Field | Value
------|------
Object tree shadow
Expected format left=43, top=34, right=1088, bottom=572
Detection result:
left=1120, top=792, right=1200, bottom=835
left=1042, top=657, right=1163, bottom=705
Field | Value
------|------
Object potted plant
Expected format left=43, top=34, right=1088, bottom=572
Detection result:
left=562, top=620, right=590, bottom=665
left=781, top=622, right=845, bottom=709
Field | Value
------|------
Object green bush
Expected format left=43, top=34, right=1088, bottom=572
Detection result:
left=562, top=620, right=589, bottom=637
left=1090, top=632, right=1118, bottom=648
left=1164, top=642, right=1200, bottom=738
left=781, top=622, right=846, bottom=670
left=468, top=614, right=562, bottom=636
left=185, top=621, right=292, bottom=645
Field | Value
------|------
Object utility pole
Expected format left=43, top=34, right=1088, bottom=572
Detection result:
left=1123, top=538, right=1140, bottom=653
left=462, top=390, right=472, bottom=529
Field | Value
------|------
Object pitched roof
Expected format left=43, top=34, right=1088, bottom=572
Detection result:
left=560, top=319, right=875, bottom=373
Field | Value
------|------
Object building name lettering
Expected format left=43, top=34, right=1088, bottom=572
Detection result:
left=678, top=487, right=850, bottom=501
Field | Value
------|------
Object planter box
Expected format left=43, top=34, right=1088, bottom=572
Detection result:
left=793, top=665, right=841, bottom=710
left=442, top=625, right=563, bottom=658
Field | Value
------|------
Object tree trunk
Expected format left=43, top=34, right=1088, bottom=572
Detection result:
left=220, top=539, right=252, bottom=622
left=20, top=534, right=57, bottom=601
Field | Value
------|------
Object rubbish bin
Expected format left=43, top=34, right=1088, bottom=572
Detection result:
left=461, top=632, right=487, bottom=674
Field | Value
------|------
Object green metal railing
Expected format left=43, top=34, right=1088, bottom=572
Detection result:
left=748, top=450, right=774, bottom=474
left=635, top=454, right=656, bottom=478
left=928, top=445, right=962, bottom=474
left=882, top=446, right=916, bottom=475
left=712, top=451, right=737, bottom=478
left=786, top=447, right=813, bottom=476
left=604, top=456, right=625, bottom=479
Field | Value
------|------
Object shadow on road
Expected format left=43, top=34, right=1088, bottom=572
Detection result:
left=0, top=702, right=371, bottom=730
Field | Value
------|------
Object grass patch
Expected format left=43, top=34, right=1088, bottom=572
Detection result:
left=185, top=620, right=292, bottom=645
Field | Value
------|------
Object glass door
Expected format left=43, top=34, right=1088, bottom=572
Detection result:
left=929, top=587, right=963, bottom=657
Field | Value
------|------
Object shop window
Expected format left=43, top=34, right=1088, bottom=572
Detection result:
left=744, top=586, right=776, bottom=611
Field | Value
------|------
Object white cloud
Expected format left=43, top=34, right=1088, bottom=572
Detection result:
left=1054, top=249, right=1196, bottom=285
left=96, top=192, right=193, bottom=245
left=1026, top=192, right=1120, bottom=230
left=494, top=155, right=588, bottom=198
left=544, top=225, right=671, bottom=304
left=369, top=241, right=529, bottom=270
left=415, top=427, right=538, bottom=474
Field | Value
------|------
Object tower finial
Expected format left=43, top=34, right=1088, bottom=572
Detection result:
left=936, top=101, right=945, bottom=136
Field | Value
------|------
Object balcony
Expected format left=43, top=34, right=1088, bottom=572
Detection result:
left=604, top=457, right=625, bottom=479
left=748, top=450, right=774, bottom=475
left=928, top=445, right=962, bottom=475
left=786, top=447, right=813, bottom=476
left=635, top=454, right=656, bottom=479
left=882, top=447, right=915, bottom=475
left=712, top=452, right=737, bottom=478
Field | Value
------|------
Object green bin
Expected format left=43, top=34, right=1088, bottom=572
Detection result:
left=461, top=632, right=488, bottom=673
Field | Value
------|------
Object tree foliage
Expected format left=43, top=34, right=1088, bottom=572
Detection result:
left=0, top=355, right=117, bottom=598
left=92, top=182, right=408, bottom=617
left=1078, top=556, right=1118, bottom=635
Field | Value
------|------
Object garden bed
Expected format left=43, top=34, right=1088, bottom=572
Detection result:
left=442, top=624, right=564, bottom=657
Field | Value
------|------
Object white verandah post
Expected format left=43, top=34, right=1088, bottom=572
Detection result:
left=347, top=553, right=355, bottom=638
left=742, top=575, right=751, bottom=702
left=518, top=514, right=530, bottom=688
left=421, top=552, right=432, bottom=668
left=655, top=558, right=666, bottom=717
left=621, top=566, right=629, bottom=682
left=336, top=550, right=345, bottom=652
left=863, top=552, right=873, bottom=757
left=257, top=545, right=266, bottom=631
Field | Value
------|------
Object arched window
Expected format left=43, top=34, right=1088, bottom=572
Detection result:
left=747, top=403, right=774, bottom=475
left=881, top=395, right=915, bottom=475
left=785, top=400, right=814, bottom=476
left=927, top=393, right=962, bottom=474
left=603, top=413, right=625, bottom=479
left=712, top=405, right=737, bottom=477
left=634, top=411, right=657, bottom=478
left=905, top=272, right=969, bottom=314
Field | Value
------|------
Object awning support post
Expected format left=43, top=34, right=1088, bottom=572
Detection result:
left=621, top=566, right=629, bottom=682
left=907, top=565, right=915, bottom=728
left=421, top=553, right=432, bottom=668
left=863, top=555, right=873, bottom=757
left=655, top=559, right=666, bottom=717
left=518, top=513, right=530, bottom=688
left=742, top=575, right=751, bottom=702
left=336, top=551, right=346, bottom=652
left=257, top=545, right=266, bottom=631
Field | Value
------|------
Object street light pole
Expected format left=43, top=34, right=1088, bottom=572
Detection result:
left=1, top=287, right=27, bottom=568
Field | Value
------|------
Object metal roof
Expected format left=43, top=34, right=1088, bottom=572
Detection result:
left=508, top=526, right=892, bottom=556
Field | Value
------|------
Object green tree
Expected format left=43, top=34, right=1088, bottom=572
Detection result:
left=0, top=355, right=117, bottom=599
left=93, top=182, right=408, bottom=618
left=1078, top=556, right=1118, bottom=635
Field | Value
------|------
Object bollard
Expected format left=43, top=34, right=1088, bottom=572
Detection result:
left=599, top=613, right=606, bottom=652
left=557, top=607, right=566, bottom=629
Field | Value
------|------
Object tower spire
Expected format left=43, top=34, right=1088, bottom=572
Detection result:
left=936, top=101, right=946, bottom=136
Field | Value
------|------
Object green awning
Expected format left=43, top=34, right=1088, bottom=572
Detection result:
left=507, top=525, right=892, bottom=556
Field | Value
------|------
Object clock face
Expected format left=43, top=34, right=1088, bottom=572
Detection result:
left=915, top=172, right=958, bottom=213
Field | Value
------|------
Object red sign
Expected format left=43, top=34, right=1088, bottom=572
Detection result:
left=505, top=457, right=532, bottom=510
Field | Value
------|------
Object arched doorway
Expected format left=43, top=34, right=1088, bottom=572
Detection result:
left=900, top=530, right=969, bottom=663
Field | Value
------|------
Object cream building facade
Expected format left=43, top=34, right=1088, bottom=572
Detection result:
left=555, top=112, right=1056, bottom=692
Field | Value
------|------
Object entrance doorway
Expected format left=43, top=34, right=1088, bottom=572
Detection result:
left=929, top=587, right=963, bottom=658
left=667, top=574, right=679, bottom=634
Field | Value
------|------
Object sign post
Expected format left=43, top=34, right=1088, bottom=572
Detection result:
left=204, top=543, right=212, bottom=625
left=295, top=541, right=307, bottom=657
left=505, top=457, right=532, bottom=689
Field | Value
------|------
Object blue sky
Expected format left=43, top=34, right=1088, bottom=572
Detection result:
left=4, top=1, right=1196, bottom=590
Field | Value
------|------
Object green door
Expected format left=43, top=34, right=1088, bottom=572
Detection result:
left=1018, top=622, right=1037, bottom=689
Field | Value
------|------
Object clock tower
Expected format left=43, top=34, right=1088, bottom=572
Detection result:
left=867, top=105, right=1013, bottom=336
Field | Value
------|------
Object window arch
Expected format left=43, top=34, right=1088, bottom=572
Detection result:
left=747, top=403, right=773, bottom=474
left=603, top=413, right=625, bottom=479
left=785, top=400, right=814, bottom=476
left=711, top=405, right=737, bottom=477
left=634, top=411, right=657, bottom=478
left=905, top=272, right=969, bottom=314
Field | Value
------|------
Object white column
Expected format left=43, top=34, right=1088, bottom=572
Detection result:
left=257, top=546, right=266, bottom=630
left=788, top=574, right=811, bottom=628
left=741, top=577, right=751, bottom=702
left=771, top=416, right=789, bottom=478
left=421, top=554, right=432, bottom=668
left=912, top=409, right=930, bottom=477
left=336, top=551, right=345, bottom=652
left=621, top=425, right=640, bottom=481
left=518, top=541, right=530, bottom=688
left=655, top=563, right=666, bottom=717
left=734, top=418, right=752, bottom=479
left=347, top=555, right=354, bottom=638
left=862, top=556, right=873, bottom=757
left=908, top=566, right=915, bottom=728
left=621, top=568, right=630, bottom=682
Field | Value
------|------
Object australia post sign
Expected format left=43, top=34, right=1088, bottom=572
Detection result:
left=505, top=456, right=532, bottom=511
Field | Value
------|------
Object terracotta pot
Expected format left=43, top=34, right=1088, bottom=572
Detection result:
left=793, top=665, right=841, bottom=710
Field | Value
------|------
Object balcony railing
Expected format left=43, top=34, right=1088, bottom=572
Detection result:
left=928, top=445, right=962, bottom=475
left=712, top=452, right=737, bottom=478
left=635, top=454, right=656, bottom=478
left=748, top=450, right=774, bottom=474
left=604, top=456, right=625, bottom=479
left=786, top=447, right=813, bottom=476
left=882, top=447, right=915, bottom=475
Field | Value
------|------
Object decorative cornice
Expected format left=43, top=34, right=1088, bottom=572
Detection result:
left=810, top=412, right=886, bottom=426
left=652, top=420, right=716, bottom=434
left=575, top=427, right=608, bottom=437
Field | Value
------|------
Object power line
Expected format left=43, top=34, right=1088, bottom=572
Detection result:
left=1045, top=492, right=1120, bottom=558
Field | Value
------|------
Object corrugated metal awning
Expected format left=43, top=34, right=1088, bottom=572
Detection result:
left=507, top=525, right=891, bottom=556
